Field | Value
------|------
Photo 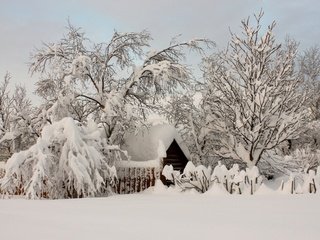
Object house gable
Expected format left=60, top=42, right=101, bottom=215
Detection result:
left=163, top=139, right=189, bottom=173
left=160, top=139, right=189, bottom=185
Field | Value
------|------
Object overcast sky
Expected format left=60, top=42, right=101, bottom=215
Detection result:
left=1, top=0, right=319, bottom=102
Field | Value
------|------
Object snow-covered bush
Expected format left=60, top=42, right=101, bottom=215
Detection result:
left=261, top=147, right=320, bottom=179
left=162, top=161, right=262, bottom=194
left=0, top=117, right=117, bottom=199
left=302, top=169, right=318, bottom=193
left=279, top=173, right=302, bottom=194
left=279, top=167, right=320, bottom=194
left=288, top=148, right=320, bottom=173
left=178, top=162, right=212, bottom=193
left=162, top=164, right=180, bottom=182
left=211, top=162, right=262, bottom=195
left=162, top=162, right=211, bottom=193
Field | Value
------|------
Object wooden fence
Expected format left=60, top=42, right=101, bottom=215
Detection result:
left=0, top=168, right=4, bottom=179
left=0, top=162, right=162, bottom=195
left=115, top=166, right=161, bottom=194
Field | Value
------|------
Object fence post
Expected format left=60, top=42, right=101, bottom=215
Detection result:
left=151, top=168, right=155, bottom=186
left=141, top=168, right=146, bottom=191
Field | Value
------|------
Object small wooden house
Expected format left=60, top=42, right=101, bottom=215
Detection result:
left=115, top=124, right=190, bottom=194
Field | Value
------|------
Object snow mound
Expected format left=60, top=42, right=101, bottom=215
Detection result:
left=204, top=184, right=229, bottom=195
left=255, top=183, right=277, bottom=195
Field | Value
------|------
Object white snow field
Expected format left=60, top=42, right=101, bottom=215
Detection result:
left=0, top=188, right=319, bottom=240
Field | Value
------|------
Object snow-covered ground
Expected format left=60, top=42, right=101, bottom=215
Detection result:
left=1, top=187, right=319, bottom=240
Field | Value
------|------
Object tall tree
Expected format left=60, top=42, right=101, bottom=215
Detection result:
left=30, top=23, right=213, bottom=145
left=202, top=12, right=305, bottom=167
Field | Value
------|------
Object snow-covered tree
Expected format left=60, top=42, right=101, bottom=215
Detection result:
left=298, top=45, right=320, bottom=121
left=291, top=45, right=320, bottom=157
left=0, top=73, right=38, bottom=154
left=202, top=12, right=305, bottom=167
left=164, top=92, right=218, bottom=166
left=6, top=85, right=36, bottom=152
left=30, top=22, right=214, bottom=146
left=0, top=117, right=117, bottom=199
left=0, top=73, right=13, bottom=153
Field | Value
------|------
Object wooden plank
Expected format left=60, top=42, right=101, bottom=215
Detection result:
left=120, top=168, right=126, bottom=194
left=136, top=168, right=141, bottom=192
left=130, top=168, right=135, bottom=194
left=140, top=168, right=146, bottom=191
left=151, top=168, right=155, bottom=186
left=125, top=168, right=130, bottom=194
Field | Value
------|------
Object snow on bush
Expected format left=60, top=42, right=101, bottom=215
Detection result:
left=0, top=117, right=117, bottom=199
left=160, top=162, right=211, bottom=193
left=162, top=161, right=262, bottom=194
left=211, top=162, right=262, bottom=194
left=302, top=169, right=318, bottom=194
left=278, top=167, right=320, bottom=194
left=279, top=174, right=300, bottom=194
left=162, top=165, right=180, bottom=182
left=283, top=148, right=320, bottom=174
left=174, top=161, right=212, bottom=193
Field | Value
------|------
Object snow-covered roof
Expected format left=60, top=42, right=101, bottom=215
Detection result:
left=122, top=124, right=190, bottom=162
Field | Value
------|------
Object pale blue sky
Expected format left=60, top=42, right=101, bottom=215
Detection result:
left=1, top=0, right=319, bottom=102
